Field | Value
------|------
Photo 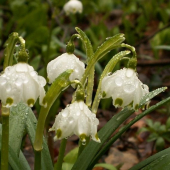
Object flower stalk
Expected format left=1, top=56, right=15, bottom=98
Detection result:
left=1, top=106, right=10, bottom=170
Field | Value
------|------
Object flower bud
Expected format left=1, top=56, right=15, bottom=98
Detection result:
left=47, top=53, right=85, bottom=85
left=0, top=63, right=46, bottom=107
left=101, top=68, right=149, bottom=110
left=49, top=101, right=100, bottom=143
left=63, top=0, right=83, bottom=15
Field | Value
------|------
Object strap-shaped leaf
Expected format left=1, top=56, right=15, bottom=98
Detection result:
left=9, top=103, right=29, bottom=155
left=34, top=70, right=73, bottom=151
left=139, top=87, right=167, bottom=108
left=26, top=107, right=53, bottom=170
left=72, top=108, right=134, bottom=170
left=0, top=124, right=31, bottom=170
left=93, top=33, right=125, bottom=62
left=75, top=27, right=94, bottom=61
left=89, top=96, right=170, bottom=169
left=130, top=147, right=170, bottom=170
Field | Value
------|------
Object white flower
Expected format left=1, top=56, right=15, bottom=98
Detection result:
left=63, top=0, right=83, bottom=15
left=47, top=53, right=85, bottom=84
left=49, top=101, right=100, bottom=143
left=101, top=68, right=149, bottom=110
left=0, top=63, right=46, bottom=107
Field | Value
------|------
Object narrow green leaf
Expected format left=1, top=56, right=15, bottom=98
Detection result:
left=26, top=106, right=53, bottom=170
left=0, top=124, right=31, bottom=170
left=64, top=147, right=78, bottom=164
left=34, top=70, right=72, bottom=151
left=75, top=27, right=94, bottom=61
left=72, top=108, right=134, bottom=170
left=9, top=103, right=29, bottom=155
left=139, top=87, right=167, bottom=108
left=130, top=147, right=170, bottom=170
left=89, top=97, right=170, bottom=169
left=94, top=163, right=117, bottom=170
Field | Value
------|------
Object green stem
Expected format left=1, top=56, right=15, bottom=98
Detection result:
left=55, top=139, right=67, bottom=170
left=78, top=137, right=90, bottom=157
left=34, top=151, right=41, bottom=170
left=1, top=107, right=10, bottom=170
left=3, top=32, right=19, bottom=69
left=91, top=51, right=131, bottom=114
left=86, top=66, right=95, bottom=107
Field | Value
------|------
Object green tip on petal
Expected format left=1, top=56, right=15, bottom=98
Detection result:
left=135, top=104, right=139, bottom=110
left=80, top=133, right=86, bottom=142
left=27, top=98, right=35, bottom=107
left=6, top=97, right=13, bottom=106
left=102, top=91, right=106, bottom=98
left=114, top=98, right=123, bottom=107
left=95, top=133, right=100, bottom=141
left=56, top=129, right=62, bottom=139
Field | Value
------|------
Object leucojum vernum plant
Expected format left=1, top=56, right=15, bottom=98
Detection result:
left=0, top=27, right=170, bottom=170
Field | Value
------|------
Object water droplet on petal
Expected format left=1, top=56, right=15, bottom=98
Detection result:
left=123, top=84, right=135, bottom=93
left=15, top=78, right=23, bottom=86
left=62, top=110, right=68, bottom=117
left=69, top=117, right=74, bottom=124
left=115, top=77, right=123, bottom=86
left=0, top=77, right=7, bottom=85
left=6, top=84, right=11, bottom=92
left=126, top=69, right=134, bottom=78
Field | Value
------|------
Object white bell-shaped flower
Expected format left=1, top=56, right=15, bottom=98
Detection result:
left=47, top=53, right=85, bottom=84
left=101, top=68, right=149, bottom=110
left=63, top=0, right=83, bottom=15
left=0, top=63, right=46, bottom=107
left=49, top=101, right=100, bottom=143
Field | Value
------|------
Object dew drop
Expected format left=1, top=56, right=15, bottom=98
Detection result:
left=6, top=84, right=11, bottom=92
left=62, top=110, right=68, bottom=117
left=69, top=116, right=74, bottom=124
left=115, top=77, right=123, bottom=86
left=123, top=84, right=135, bottom=93
left=0, top=77, right=7, bottom=85
left=15, top=78, right=23, bottom=86
left=82, top=141, right=86, bottom=145
left=126, top=69, right=134, bottom=78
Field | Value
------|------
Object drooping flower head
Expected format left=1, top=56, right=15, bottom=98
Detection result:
left=47, top=53, right=85, bottom=84
left=0, top=63, right=46, bottom=107
left=101, top=68, right=149, bottom=110
left=49, top=101, right=100, bottom=143
left=63, top=0, right=83, bottom=15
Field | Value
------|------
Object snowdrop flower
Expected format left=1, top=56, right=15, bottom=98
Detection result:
left=101, top=68, right=149, bottom=110
left=0, top=63, right=46, bottom=107
left=63, top=0, right=83, bottom=15
left=47, top=53, right=85, bottom=84
left=49, top=101, right=100, bottom=143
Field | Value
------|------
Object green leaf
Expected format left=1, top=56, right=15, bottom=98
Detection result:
left=72, top=108, right=134, bottom=170
left=155, top=137, right=165, bottom=151
left=0, top=124, right=31, bottom=170
left=139, top=87, right=167, bottom=109
left=166, top=117, right=170, bottom=129
left=147, top=133, right=159, bottom=142
left=34, top=70, right=73, bottom=151
left=26, top=106, right=53, bottom=170
left=145, top=119, right=154, bottom=128
left=64, top=147, right=78, bottom=164
left=94, top=163, right=117, bottom=170
left=75, top=27, right=94, bottom=62
left=9, top=103, right=29, bottom=155
left=130, top=147, right=170, bottom=170
left=89, top=97, right=170, bottom=169
left=93, top=33, right=125, bottom=62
